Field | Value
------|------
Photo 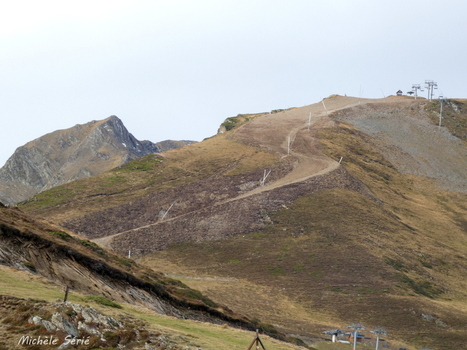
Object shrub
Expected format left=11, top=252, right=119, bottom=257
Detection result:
left=221, top=117, right=239, bottom=131
left=385, top=258, right=407, bottom=272
left=399, top=274, right=441, bottom=298
left=75, top=238, right=105, bottom=255
left=49, top=231, right=70, bottom=240
left=179, top=289, right=217, bottom=308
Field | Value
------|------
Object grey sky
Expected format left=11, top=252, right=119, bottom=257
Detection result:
left=1, top=0, right=466, bottom=166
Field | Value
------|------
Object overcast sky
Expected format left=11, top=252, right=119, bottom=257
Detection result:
left=1, top=0, right=466, bottom=166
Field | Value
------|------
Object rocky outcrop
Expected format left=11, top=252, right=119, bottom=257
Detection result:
left=28, top=302, right=122, bottom=342
left=0, top=295, right=202, bottom=349
left=0, top=116, right=195, bottom=205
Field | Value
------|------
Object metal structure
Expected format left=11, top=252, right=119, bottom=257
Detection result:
left=160, top=203, right=174, bottom=221
left=323, top=329, right=342, bottom=343
left=259, top=169, right=271, bottom=186
left=347, top=323, right=365, bottom=350
left=322, top=100, right=328, bottom=115
left=411, top=84, right=423, bottom=99
left=438, top=95, right=447, bottom=127
left=370, top=327, right=387, bottom=350
left=247, top=330, right=267, bottom=350
left=287, top=133, right=296, bottom=155
left=425, top=80, right=438, bottom=100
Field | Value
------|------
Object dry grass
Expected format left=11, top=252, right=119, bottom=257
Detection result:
left=0, top=265, right=302, bottom=350
left=21, top=134, right=278, bottom=223
left=14, top=96, right=467, bottom=349
left=140, top=118, right=467, bottom=349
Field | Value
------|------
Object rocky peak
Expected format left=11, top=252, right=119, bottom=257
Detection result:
left=0, top=116, right=195, bottom=205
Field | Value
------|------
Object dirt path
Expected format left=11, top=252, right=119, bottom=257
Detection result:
left=231, top=95, right=369, bottom=195
left=94, top=96, right=379, bottom=248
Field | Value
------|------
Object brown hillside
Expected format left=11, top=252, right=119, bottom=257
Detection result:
left=0, top=206, right=264, bottom=333
left=20, top=95, right=467, bottom=349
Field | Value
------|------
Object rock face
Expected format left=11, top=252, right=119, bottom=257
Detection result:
left=0, top=116, right=195, bottom=205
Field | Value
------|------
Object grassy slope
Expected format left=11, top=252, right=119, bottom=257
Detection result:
left=141, top=118, right=467, bottom=349
left=0, top=205, right=308, bottom=349
left=426, top=99, right=467, bottom=142
left=16, top=100, right=467, bottom=349
left=0, top=265, right=301, bottom=350
left=5, top=204, right=309, bottom=340
left=21, top=132, right=279, bottom=223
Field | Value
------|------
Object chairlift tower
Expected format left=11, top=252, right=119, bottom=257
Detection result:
left=438, top=95, right=447, bottom=127
left=411, top=84, right=422, bottom=99
left=425, top=80, right=438, bottom=100
left=370, top=328, right=387, bottom=350
left=347, top=323, right=365, bottom=350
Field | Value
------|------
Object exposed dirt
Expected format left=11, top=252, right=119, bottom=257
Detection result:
left=76, top=96, right=388, bottom=254
left=9, top=95, right=467, bottom=349
left=332, top=99, right=467, bottom=193
left=90, top=96, right=432, bottom=255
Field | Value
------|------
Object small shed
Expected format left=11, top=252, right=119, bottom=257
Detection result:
left=396, top=90, right=403, bottom=96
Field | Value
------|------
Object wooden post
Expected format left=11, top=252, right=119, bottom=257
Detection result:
left=63, top=286, right=69, bottom=303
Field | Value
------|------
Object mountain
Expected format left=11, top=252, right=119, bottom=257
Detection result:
left=0, top=116, right=195, bottom=205
left=18, top=95, right=467, bottom=349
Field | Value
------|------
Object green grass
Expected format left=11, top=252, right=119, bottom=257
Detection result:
left=178, top=289, right=217, bottom=308
left=220, top=113, right=264, bottom=132
left=117, top=155, right=163, bottom=172
left=385, top=258, right=407, bottom=272
left=49, top=230, right=71, bottom=240
left=21, top=184, right=77, bottom=208
left=293, top=264, right=305, bottom=271
left=85, top=295, right=123, bottom=308
left=398, top=274, right=441, bottom=299
left=0, top=264, right=81, bottom=303
left=0, top=264, right=300, bottom=350
left=221, top=117, right=239, bottom=131
left=268, top=267, right=286, bottom=276
left=134, top=311, right=296, bottom=350
left=74, top=237, right=105, bottom=255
